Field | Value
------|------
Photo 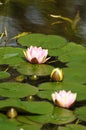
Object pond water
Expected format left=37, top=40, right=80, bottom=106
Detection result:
left=0, top=0, right=86, bottom=47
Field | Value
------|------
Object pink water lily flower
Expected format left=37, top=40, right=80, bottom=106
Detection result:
left=23, top=46, right=49, bottom=64
left=52, top=90, right=77, bottom=108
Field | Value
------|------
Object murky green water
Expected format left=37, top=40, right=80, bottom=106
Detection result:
left=0, top=0, right=86, bottom=46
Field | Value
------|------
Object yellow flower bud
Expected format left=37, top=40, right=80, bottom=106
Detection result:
left=50, top=68, right=64, bottom=81
left=7, top=108, right=18, bottom=118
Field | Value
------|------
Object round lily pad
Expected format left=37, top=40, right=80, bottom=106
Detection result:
left=37, top=82, right=86, bottom=101
left=16, top=62, right=54, bottom=76
left=0, top=82, right=38, bottom=98
left=18, top=33, right=67, bottom=49
left=28, top=107, right=76, bottom=125
left=0, top=99, right=53, bottom=115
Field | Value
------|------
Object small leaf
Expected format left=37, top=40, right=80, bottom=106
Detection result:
left=0, top=71, right=10, bottom=79
left=75, top=106, right=86, bottom=121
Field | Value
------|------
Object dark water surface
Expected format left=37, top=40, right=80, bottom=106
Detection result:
left=0, top=0, right=86, bottom=46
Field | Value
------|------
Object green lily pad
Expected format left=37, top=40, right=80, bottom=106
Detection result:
left=58, top=124, right=86, bottom=130
left=18, top=33, right=67, bottom=48
left=58, top=42, right=86, bottom=62
left=48, top=42, right=85, bottom=56
left=75, top=106, right=86, bottom=121
left=0, top=114, right=42, bottom=130
left=16, top=62, right=54, bottom=76
left=0, top=113, right=7, bottom=121
left=21, top=101, right=54, bottom=114
left=28, top=107, right=76, bottom=125
left=0, top=82, right=38, bottom=98
left=0, top=47, right=24, bottom=67
left=38, top=82, right=86, bottom=101
left=17, top=116, right=42, bottom=125
left=0, top=99, right=53, bottom=115
left=0, top=122, right=19, bottom=130
left=63, top=68, right=86, bottom=84
left=18, top=124, right=42, bottom=130
left=0, top=71, right=10, bottom=79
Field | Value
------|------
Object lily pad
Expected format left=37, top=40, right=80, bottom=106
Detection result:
left=0, top=82, right=38, bottom=98
left=58, top=124, right=86, bottom=130
left=0, top=113, right=7, bottom=121
left=0, top=71, right=10, bottom=79
left=49, top=42, right=85, bottom=57
left=0, top=122, right=19, bottom=130
left=63, top=68, right=86, bottom=84
left=28, top=107, right=76, bottom=125
left=0, top=47, right=24, bottom=67
left=58, top=42, right=86, bottom=62
left=38, top=82, right=86, bottom=101
left=18, top=33, right=67, bottom=48
left=0, top=99, right=53, bottom=115
left=0, top=114, right=42, bottom=130
left=75, top=106, right=86, bottom=121
left=16, top=62, right=54, bottom=76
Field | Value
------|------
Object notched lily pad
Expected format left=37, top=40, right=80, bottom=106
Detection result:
left=0, top=99, right=53, bottom=115
left=18, top=33, right=67, bottom=48
left=28, top=107, right=76, bottom=125
left=37, top=82, right=86, bottom=101
left=0, top=82, right=38, bottom=98
left=16, top=62, right=54, bottom=76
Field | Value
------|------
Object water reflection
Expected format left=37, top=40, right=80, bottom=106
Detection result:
left=0, top=0, right=86, bottom=46
left=26, top=6, right=46, bottom=25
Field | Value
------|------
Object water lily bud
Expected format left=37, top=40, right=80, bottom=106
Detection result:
left=26, top=95, right=35, bottom=101
left=50, top=68, right=64, bottom=81
left=29, top=75, right=38, bottom=80
left=7, top=108, right=18, bottom=118
left=52, top=90, right=77, bottom=108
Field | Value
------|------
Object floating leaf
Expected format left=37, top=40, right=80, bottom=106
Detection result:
left=58, top=42, right=86, bottom=62
left=75, top=106, right=86, bottom=121
left=0, top=71, right=10, bottom=79
left=16, top=62, right=54, bottom=76
left=18, top=33, right=67, bottom=48
left=38, top=82, right=86, bottom=101
left=0, top=82, right=38, bottom=98
left=28, top=107, right=76, bottom=125
left=63, top=68, right=86, bottom=84
left=0, top=115, right=41, bottom=130
left=21, top=101, right=54, bottom=114
left=0, top=123, right=19, bottom=130
left=48, top=42, right=86, bottom=57
left=58, top=124, right=86, bottom=130
left=0, top=99, right=53, bottom=115
left=0, top=113, right=7, bottom=121
left=0, top=47, right=24, bottom=67
left=17, top=116, right=42, bottom=126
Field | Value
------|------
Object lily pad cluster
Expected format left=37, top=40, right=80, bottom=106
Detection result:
left=0, top=33, right=86, bottom=130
